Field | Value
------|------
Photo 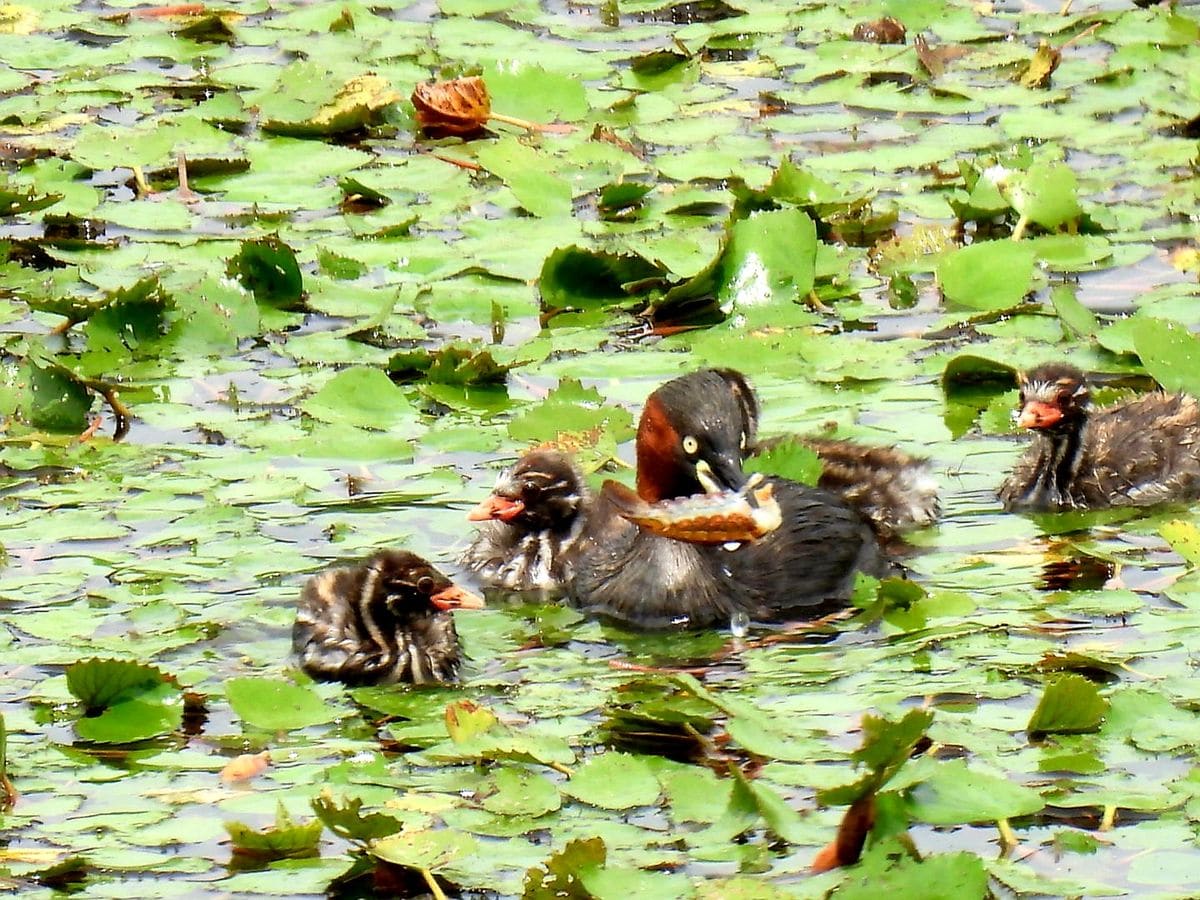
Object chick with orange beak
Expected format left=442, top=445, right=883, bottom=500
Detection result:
left=294, top=550, right=484, bottom=685
left=1000, top=362, right=1200, bottom=511
left=461, top=450, right=590, bottom=595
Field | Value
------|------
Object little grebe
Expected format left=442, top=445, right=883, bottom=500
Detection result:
left=294, top=550, right=484, bottom=685
left=712, top=368, right=940, bottom=535
left=571, top=369, right=893, bottom=629
left=461, top=449, right=589, bottom=595
left=999, top=362, right=1200, bottom=511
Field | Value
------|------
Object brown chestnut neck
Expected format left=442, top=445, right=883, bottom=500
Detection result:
left=636, top=394, right=691, bottom=502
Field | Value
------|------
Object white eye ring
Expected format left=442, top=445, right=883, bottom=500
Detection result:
left=682, top=435, right=699, bottom=455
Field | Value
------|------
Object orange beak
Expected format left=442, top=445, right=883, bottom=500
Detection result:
left=1017, top=400, right=1062, bottom=430
left=431, top=584, right=485, bottom=611
left=467, top=494, right=525, bottom=522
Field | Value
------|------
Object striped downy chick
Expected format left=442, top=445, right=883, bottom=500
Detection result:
left=461, top=449, right=590, bottom=596
left=1000, top=362, right=1200, bottom=511
left=293, top=550, right=483, bottom=686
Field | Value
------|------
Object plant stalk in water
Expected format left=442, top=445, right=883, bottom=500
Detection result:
left=0, top=713, right=16, bottom=811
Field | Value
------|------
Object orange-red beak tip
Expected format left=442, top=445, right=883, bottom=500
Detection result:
left=431, top=585, right=486, bottom=611
left=467, top=495, right=525, bottom=522
left=1016, top=401, right=1062, bottom=430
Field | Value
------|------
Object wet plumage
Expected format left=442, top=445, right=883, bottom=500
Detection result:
left=293, top=550, right=483, bottom=685
left=571, top=369, right=893, bottom=630
left=460, top=450, right=589, bottom=595
left=1000, top=362, right=1200, bottom=511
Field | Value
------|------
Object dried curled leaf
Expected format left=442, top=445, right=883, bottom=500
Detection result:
left=412, top=76, right=491, bottom=137
left=915, top=35, right=969, bottom=79
left=851, top=17, right=905, bottom=44
left=1019, top=40, right=1061, bottom=89
left=602, top=477, right=782, bottom=544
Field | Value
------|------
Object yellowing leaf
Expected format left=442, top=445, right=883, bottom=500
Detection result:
left=0, top=4, right=37, bottom=35
left=264, top=74, right=401, bottom=137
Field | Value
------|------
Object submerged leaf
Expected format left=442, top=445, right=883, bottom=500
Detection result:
left=226, top=803, right=323, bottom=861
left=312, top=791, right=405, bottom=843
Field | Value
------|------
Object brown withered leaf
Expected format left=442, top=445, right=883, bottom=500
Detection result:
left=1019, top=40, right=1061, bottom=89
left=590, top=124, right=640, bottom=157
left=852, top=17, right=906, bottom=44
left=914, top=35, right=969, bottom=78
left=811, top=794, right=876, bottom=873
left=412, top=76, right=491, bottom=138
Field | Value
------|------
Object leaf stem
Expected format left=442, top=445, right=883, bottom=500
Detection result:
left=1011, top=211, right=1030, bottom=242
left=0, top=713, right=16, bottom=812
left=419, top=867, right=447, bottom=900
left=1099, top=805, right=1116, bottom=831
left=487, top=112, right=576, bottom=135
left=997, top=817, right=1018, bottom=851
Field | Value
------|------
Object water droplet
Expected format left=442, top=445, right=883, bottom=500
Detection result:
left=730, top=611, right=750, bottom=637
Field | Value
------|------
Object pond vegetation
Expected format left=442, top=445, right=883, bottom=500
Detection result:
left=2, top=0, right=1200, bottom=896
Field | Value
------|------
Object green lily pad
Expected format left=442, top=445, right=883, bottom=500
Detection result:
left=65, top=658, right=172, bottom=711
left=562, top=752, right=660, bottom=810
left=368, top=828, right=477, bottom=871
left=1027, top=673, right=1109, bottom=737
left=1130, top=315, right=1200, bottom=396
left=225, top=677, right=339, bottom=731
left=226, top=235, right=304, bottom=310
left=744, top=438, right=822, bottom=487
left=938, top=240, right=1036, bottom=311
left=25, top=359, right=93, bottom=433
left=538, top=245, right=665, bottom=312
left=1007, top=160, right=1082, bottom=231
left=906, top=760, right=1044, bottom=825
left=300, top=367, right=421, bottom=432
left=311, top=791, right=405, bottom=843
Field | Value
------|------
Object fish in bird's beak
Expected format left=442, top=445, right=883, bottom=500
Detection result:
left=431, top=584, right=486, bottom=611
left=694, top=449, right=748, bottom=495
